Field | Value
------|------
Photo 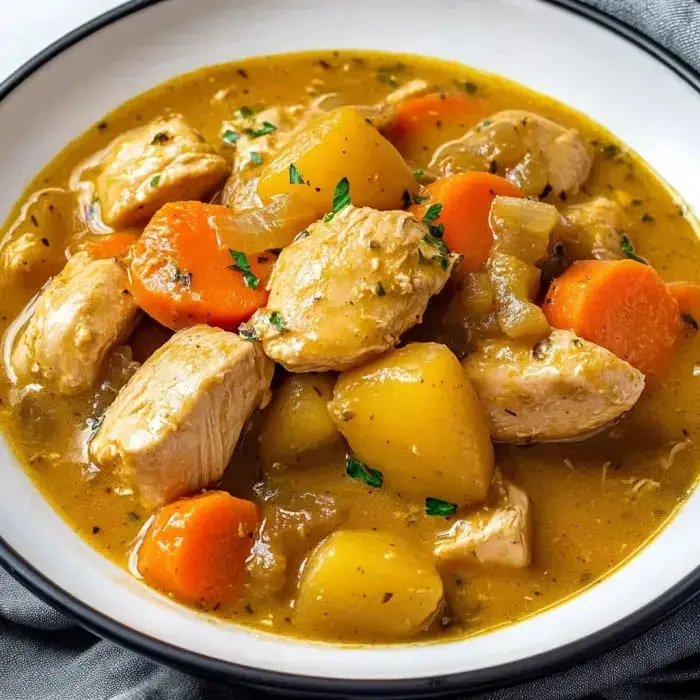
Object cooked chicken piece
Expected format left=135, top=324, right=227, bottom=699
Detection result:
left=90, top=325, right=274, bottom=507
left=12, top=252, right=139, bottom=394
left=434, top=470, right=532, bottom=568
left=462, top=329, right=645, bottom=443
left=1, top=233, right=62, bottom=283
left=430, top=110, right=593, bottom=197
left=96, top=116, right=230, bottom=228
left=245, top=205, right=460, bottom=372
left=557, top=196, right=627, bottom=261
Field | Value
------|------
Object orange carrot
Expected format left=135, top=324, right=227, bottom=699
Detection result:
left=129, top=202, right=275, bottom=331
left=544, top=259, right=682, bottom=376
left=84, top=232, right=139, bottom=259
left=408, top=172, right=524, bottom=271
left=385, top=92, right=482, bottom=145
left=668, top=282, right=700, bottom=329
left=138, top=491, right=259, bottom=606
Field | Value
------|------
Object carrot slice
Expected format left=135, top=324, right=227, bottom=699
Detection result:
left=385, top=92, right=481, bottom=145
left=544, top=259, right=682, bottom=376
left=408, top=172, right=524, bottom=271
left=129, top=201, right=275, bottom=331
left=138, top=491, right=259, bottom=606
left=668, top=281, right=700, bottom=328
left=83, top=232, right=139, bottom=259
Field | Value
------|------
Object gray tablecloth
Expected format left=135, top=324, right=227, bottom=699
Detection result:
left=2, top=1, right=700, bottom=698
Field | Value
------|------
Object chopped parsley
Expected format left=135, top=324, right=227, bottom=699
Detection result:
left=602, top=143, right=621, bottom=158
left=422, top=203, right=443, bottom=225
left=620, top=234, right=647, bottom=264
left=150, top=175, right=161, bottom=187
left=238, top=105, right=255, bottom=118
left=222, top=129, right=240, bottom=145
left=376, top=62, right=405, bottom=87
left=294, top=229, right=310, bottom=242
left=376, top=281, right=386, bottom=297
left=239, top=326, right=259, bottom=342
left=289, top=163, right=304, bottom=184
left=249, top=151, right=263, bottom=166
left=172, top=268, right=192, bottom=288
left=456, top=80, right=478, bottom=95
left=150, top=131, right=170, bottom=145
left=413, top=169, right=424, bottom=179
left=641, top=212, right=655, bottom=223
left=244, top=121, right=277, bottom=138
left=412, top=193, right=430, bottom=206
left=346, top=456, right=383, bottom=488
left=324, top=177, right=351, bottom=222
left=269, top=311, right=285, bottom=331
left=228, top=249, right=260, bottom=289
left=682, top=313, right=698, bottom=330
left=422, top=233, right=451, bottom=270
left=425, top=497, right=457, bottom=517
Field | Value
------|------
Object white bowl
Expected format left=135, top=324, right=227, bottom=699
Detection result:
left=1, top=0, right=699, bottom=695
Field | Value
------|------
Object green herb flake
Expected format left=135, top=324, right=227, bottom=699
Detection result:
left=682, top=313, right=698, bottom=330
left=289, top=163, right=304, bottom=185
left=294, top=229, right=310, bottom=242
left=602, top=143, right=621, bottom=158
left=244, top=121, right=277, bottom=138
left=376, top=62, right=405, bottom=87
left=346, top=456, right=383, bottom=488
left=324, top=177, right=351, bottom=221
left=413, top=169, right=424, bottom=179
left=641, top=212, right=654, bottom=223
left=412, top=193, right=430, bottom=206
left=376, top=281, right=386, bottom=297
left=422, top=203, right=443, bottom=226
left=457, top=80, right=478, bottom=95
left=239, top=105, right=255, bottom=118
left=222, top=129, right=240, bottom=145
left=620, top=235, right=647, bottom=264
left=249, top=151, right=263, bottom=166
left=269, top=311, right=285, bottom=331
left=150, top=175, right=161, bottom=187
left=228, top=249, right=260, bottom=289
left=239, top=326, right=259, bottom=342
left=425, top=497, right=457, bottom=517
left=150, top=131, right=170, bottom=145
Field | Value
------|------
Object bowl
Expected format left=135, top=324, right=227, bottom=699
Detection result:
left=1, top=0, right=699, bottom=695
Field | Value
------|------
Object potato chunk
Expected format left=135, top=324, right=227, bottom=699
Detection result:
left=259, top=373, right=340, bottom=465
left=96, top=116, right=230, bottom=228
left=329, top=343, right=494, bottom=505
left=294, top=530, right=443, bottom=640
left=257, top=107, right=417, bottom=216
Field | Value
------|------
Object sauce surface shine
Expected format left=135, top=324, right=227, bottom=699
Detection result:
left=1, top=51, right=699, bottom=644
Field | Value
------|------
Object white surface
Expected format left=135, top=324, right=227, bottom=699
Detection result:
left=0, top=0, right=699, bottom=685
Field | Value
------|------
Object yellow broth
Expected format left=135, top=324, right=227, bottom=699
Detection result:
left=0, top=51, right=698, bottom=643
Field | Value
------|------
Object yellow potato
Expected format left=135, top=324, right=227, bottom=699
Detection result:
left=260, top=373, right=340, bottom=465
left=257, top=107, right=417, bottom=216
left=328, top=343, right=494, bottom=504
left=294, top=530, right=443, bottom=639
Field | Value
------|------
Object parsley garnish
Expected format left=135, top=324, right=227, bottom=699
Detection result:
left=249, top=152, right=263, bottom=166
left=682, top=313, right=698, bottom=330
left=422, top=203, right=442, bottom=225
left=324, top=177, right=351, bottom=222
left=422, top=234, right=451, bottom=270
left=150, top=175, right=161, bottom=187
left=641, top=212, right=654, bottom=223
left=150, top=131, right=170, bottom=145
left=239, top=105, right=255, bottom=118
left=602, top=143, right=621, bottom=158
left=376, top=62, right=405, bottom=87
left=173, top=268, right=192, bottom=287
left=413, top=169, right=424, bottom=178
left=456, top=80, right=478, bottom=95
left=376, top=281, right=386, bottom=297
left=620, top=235, right=647, bottom=264
left=228, top=250, right=260, bottom=289
left=222, top=129, right=240, bottom=145
left=244, top=121, right=277, bottom=138
left=294, top=229, right=310, bottom=242
left=412, top=193, right=430, bottom=205
left=269, top=311, right=285, bottom=331
left=289, top=163, right=304, bottom=184
left=239, top=326, right=259, bottom=342
left=346, top=456, right=383, bottom=488
left=425, top=497, right=457, bottom=517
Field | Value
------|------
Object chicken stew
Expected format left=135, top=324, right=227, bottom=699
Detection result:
left=1, top=51, right=699, bottom=644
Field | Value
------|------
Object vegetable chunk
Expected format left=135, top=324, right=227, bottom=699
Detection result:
left=138, top=491, right=259, bottom=605
left=544, top=259, right=682, bottom=376
left=294, top=530, right=443, bottom=639
left=256, top=107, right=417, bottom=216
left=259, top=373, right=340, bottom=464
left=329, top=343, right=494, bottom=504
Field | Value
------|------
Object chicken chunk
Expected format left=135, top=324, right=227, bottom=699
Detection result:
left=96, top=116, right=230, bottom=228
left=245, top=206, right=460, bottom=372
left=434, top=471, right=532, bottom=568
left=430, top=110, right=593, bottom=197
left=12, top=252, right=139, bottom=394
left=89, top=325, right=274, bottom=507
left=462, top=329, right=645, bottom=443
left=557, top=197, right=627, bottom=261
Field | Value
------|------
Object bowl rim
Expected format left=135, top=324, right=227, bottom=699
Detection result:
left=1, top=0, right=700, bottom=695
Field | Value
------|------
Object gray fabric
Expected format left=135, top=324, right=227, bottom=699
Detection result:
left=2, top=1, right=700, bottom=698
